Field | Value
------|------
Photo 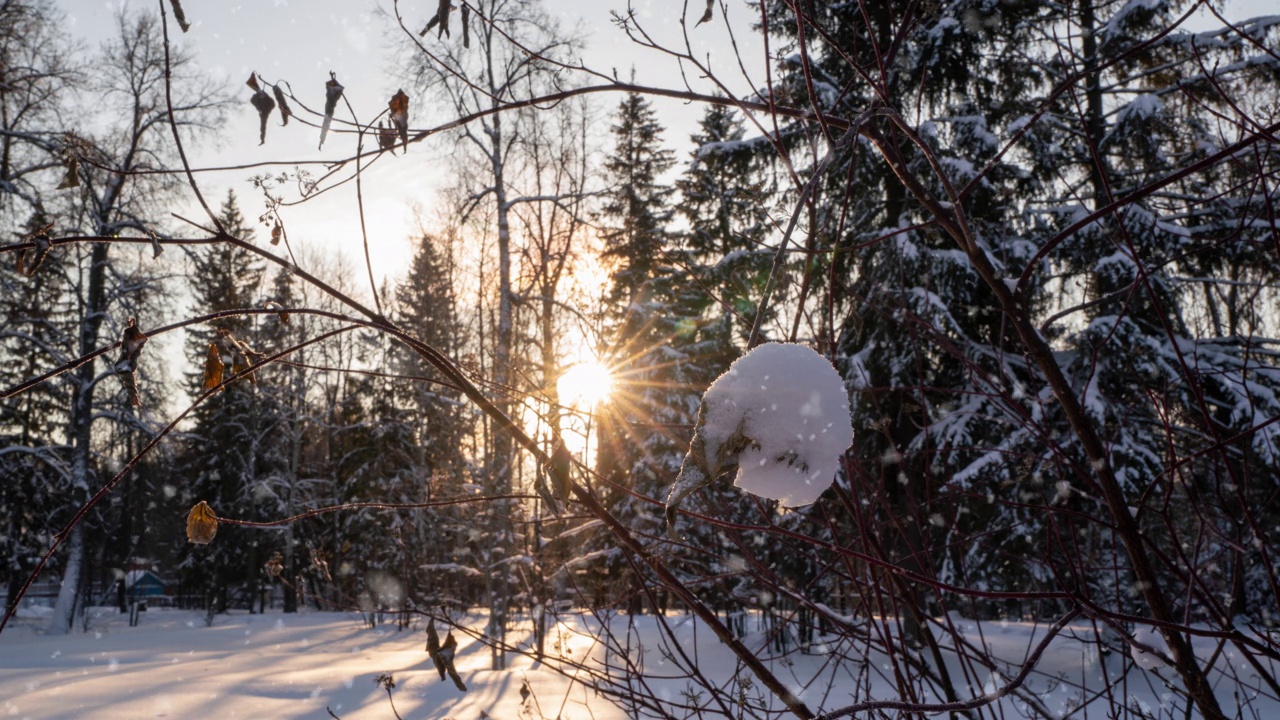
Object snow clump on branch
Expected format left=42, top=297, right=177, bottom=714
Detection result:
left=666, top=343, right=853, bottom=537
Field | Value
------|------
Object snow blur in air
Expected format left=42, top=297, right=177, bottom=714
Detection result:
left=701, top=343, right=853, bottom=506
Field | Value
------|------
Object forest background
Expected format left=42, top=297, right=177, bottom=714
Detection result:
left=3, top=0, right=1280, bottom=718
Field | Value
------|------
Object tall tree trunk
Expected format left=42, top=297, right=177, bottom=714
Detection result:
left=48, top=241, right=110, bottom=634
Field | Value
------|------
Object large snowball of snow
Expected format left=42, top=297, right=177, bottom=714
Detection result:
left=701, top=343, right=853, bottom=506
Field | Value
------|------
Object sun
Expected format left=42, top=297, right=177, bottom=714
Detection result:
left=558, top=360, right=614, bottom=409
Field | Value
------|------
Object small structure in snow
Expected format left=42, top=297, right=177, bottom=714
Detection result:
left=666, top=343, right=853, bottom=537
left=124, top=570, right=167, bottom=599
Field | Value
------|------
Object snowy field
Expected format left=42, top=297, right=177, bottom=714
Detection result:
left=0, top=606, right=1277, bottom=719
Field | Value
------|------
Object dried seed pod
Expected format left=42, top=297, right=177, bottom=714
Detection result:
left=186, top=501, right=218, bottom=545
left=461, top=4, right=471, bottom=48
left=319, top=72, right=344, bottom=150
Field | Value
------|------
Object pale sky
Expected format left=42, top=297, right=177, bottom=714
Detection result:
left=58, top=0, right=770, bottom=296
left=55, top=0, right=1275, bottom=298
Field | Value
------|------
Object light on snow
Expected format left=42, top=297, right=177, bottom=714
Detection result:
left=667, top=343, right=853, bottom=533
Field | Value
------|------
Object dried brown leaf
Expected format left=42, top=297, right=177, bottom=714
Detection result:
left=377, top=121, right=397, bottom=152
left=265, top=551, right=284, bottom=579
left=17, top=228, right=53, bottom=277
left=250, top=87, right=276, bottom=145
left=56, top=157, right=79, bottom=189
left=120, top=370, right=142, bottom=408
left=420, top=0, right=452, bottom=37
left=310, top=548, right=331, bottom=581
left=696, top=0, right=713, bottom=25
left=186, top=501, right=218, bottom=545
left=388, top=89, right=409, bottom=150
left=319, top=72, right=344, bottom=150
left=272, top=84, right=292, bottom=125
left=169, top=0, right=191, bottom=32
left=263, top=301, right=290, bottom=324
left=116, top=317, right=148, bottom=372
left=202, top=343, right=224, bottom=390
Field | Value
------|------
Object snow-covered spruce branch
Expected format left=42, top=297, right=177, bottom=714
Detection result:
left=865, top=101, right=1235, bottom=720
left=1013, top=117, right=1280, bottom=298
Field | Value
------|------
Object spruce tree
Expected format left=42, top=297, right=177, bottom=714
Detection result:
left=392, top=235, right=475, bottom=608
left=178, top=191, right=279, bottom=614
left=675, top=103, right=772, bottom=347
left=754, top=4, right=1280, bottom=712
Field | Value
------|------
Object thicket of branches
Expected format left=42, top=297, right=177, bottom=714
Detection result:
left=3, top=0, right=1280, bottom=717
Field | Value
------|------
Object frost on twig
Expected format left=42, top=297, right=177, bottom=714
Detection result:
left=666, top=343, right=853, bottom=539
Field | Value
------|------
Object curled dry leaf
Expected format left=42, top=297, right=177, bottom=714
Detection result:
left=696, top=0, right=714, bottom=26
left=202, top=342, right=224, bottom=391
left=319, top=72, right=344, bottom=150
left=310, top=547, right=332, bottom=581
left=265, top=551, right=284, bottom=579
left=17, top=225, right=53, bottom=277
left=230, top=351, right=252, bottom=384
left=550, top=436, right=572, bottom=503
left=461, top=4, right=471, bottom=48
left=245, top=73, right=260, bottom=92
left=56, top=156, right=79, bottom=189
left=377, top=121, right=397, bottom=152
left=217, top=328, right=261, bottom=385
left=272, top=84, right=292, bottom=125
left=116, top=317, right=148, bottom=373
left=116, top=317, right=148, bottom=408
left=120, top=371, right=142, bottom=408
left=264, top=300, right=290, bottom=324
left=249, top=74, right=276, bottom=145
left=388, top=89, right=409, bottom=150
left=147, top=231, right=164, bottom=259
left=186, top=501, right=218, bottom=545
left=168, top=0, right=191, bottom=32
left=420, top=0, right=453, bottom=38
left=270, top=219, right=283, bottom=246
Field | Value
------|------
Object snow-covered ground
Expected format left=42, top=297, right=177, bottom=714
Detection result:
left=0, top=607, right=604, bottom=720
left=1, top=606, right=1277, bottom=719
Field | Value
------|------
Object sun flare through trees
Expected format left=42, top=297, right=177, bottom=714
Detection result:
left=2, top=0, right=1280, bottom=718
